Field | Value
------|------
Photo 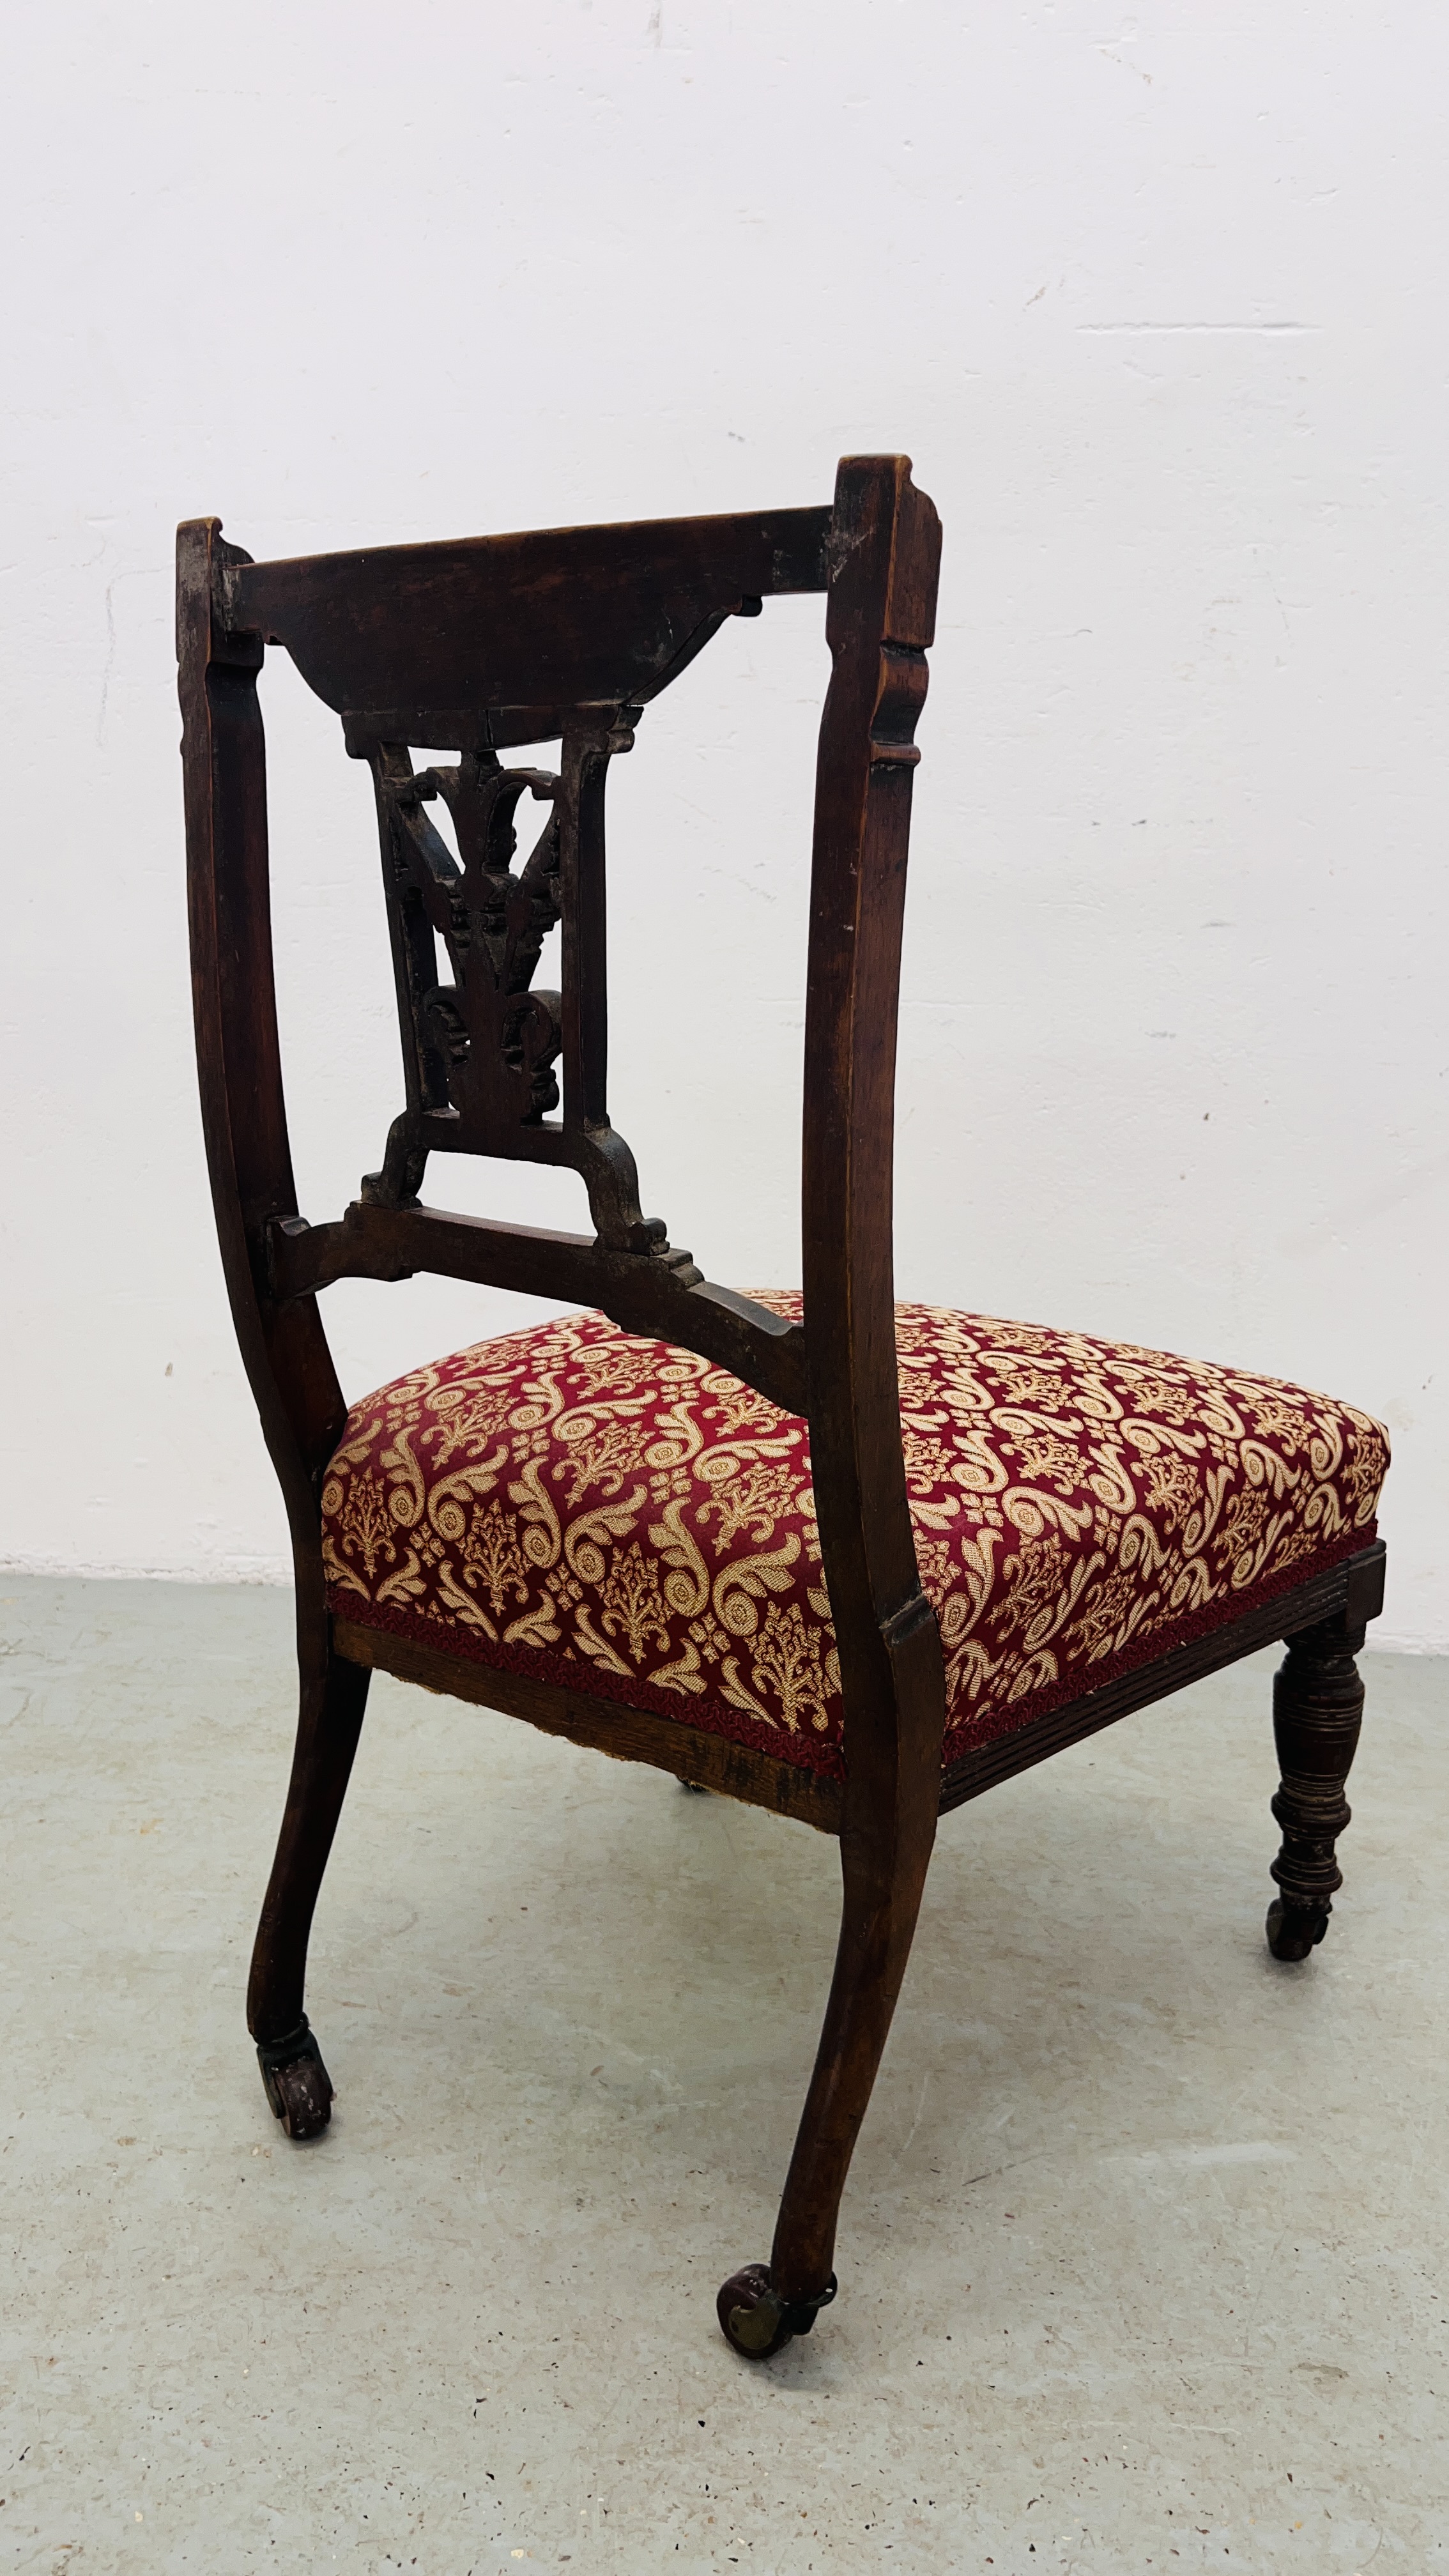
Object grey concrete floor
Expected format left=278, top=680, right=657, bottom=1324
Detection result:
left=0, top=1577, right=1445, bottom=2573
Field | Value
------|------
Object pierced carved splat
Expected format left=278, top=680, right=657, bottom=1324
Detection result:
left=360, top=719, right=694, bottom=1268
left=383, top=746, right=564, bottom=1130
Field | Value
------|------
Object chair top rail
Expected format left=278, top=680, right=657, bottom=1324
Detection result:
left=224, top=503, right=834, bottom=750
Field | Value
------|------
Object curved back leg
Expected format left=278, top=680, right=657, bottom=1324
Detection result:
left=717, top=1614, right=942, bottom=2359
left=247, top=1634, right=371, bottom=2136
left=717, top=1802, right=938, bottom=2358
left=714, top=460, right=947, bottom=2359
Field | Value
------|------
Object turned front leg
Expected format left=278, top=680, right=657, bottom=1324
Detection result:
left=1267, top=1609, right=1365, bottom=1961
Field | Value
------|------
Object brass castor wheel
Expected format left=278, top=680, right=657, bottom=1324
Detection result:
left=716, top=2264, right=837, bottom=2360
left=256, top=2017, right=334, bottom=2140
left=1266, top=1896, right=1331, bottom=1963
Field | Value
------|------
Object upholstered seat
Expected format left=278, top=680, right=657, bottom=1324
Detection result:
left=323, top=1298, right=1389, bottom=1781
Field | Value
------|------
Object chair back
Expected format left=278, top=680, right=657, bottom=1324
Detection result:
left=178, top=456, right=946, bottom=1767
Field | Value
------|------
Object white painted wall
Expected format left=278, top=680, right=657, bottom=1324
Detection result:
left=2, top=3, right=1443, bottom=1646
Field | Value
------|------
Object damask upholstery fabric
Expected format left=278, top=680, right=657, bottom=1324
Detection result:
left=321, top=1300, right=1388, bottom=1782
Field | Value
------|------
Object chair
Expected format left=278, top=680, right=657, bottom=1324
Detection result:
left=178, top=457, right=1389, bottom=2361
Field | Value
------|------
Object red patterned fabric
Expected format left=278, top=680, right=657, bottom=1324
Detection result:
left=322, top=1300, right=1388, bottom=1781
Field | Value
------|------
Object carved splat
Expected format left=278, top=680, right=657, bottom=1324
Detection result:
left=387, top=746, right=564, bottom=1128
left=359, top=717, right=689, bottom=1261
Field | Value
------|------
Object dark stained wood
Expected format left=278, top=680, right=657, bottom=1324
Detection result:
left=1265, top=1603, right=1368, bottom=1960
left=181, top=457, right=1387, bottom=2361
left=939, top=1542, right=1386, bottom=1816
left=178, top=521, right=347, bottom=1522
left=245, top=1647, right=371, bottom=2056
left=334, top=1618, right=841, bottom=1836
left=180, top=514, right=373, bottom=2114
left=225, top=504, right=833, bottom=745
left=767, top=457, right=947, bottom=2310
left=266, top=1202, right=809, bottom=1414
left=356, top=712, right=660, bottom=1243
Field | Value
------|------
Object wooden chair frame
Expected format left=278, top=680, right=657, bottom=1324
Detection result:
left=179, top=456, right=1385, bottom=2359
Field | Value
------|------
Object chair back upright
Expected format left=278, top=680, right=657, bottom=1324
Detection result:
left=177, top=454, right=947, bottom=1784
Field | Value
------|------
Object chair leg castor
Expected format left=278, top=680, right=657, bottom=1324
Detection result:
left=1265, top=1895, right=1330, bottom=1962
left=256, top=2017, right=334, bottom=2140
left=716, top=2265, right=837, bottom=2360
